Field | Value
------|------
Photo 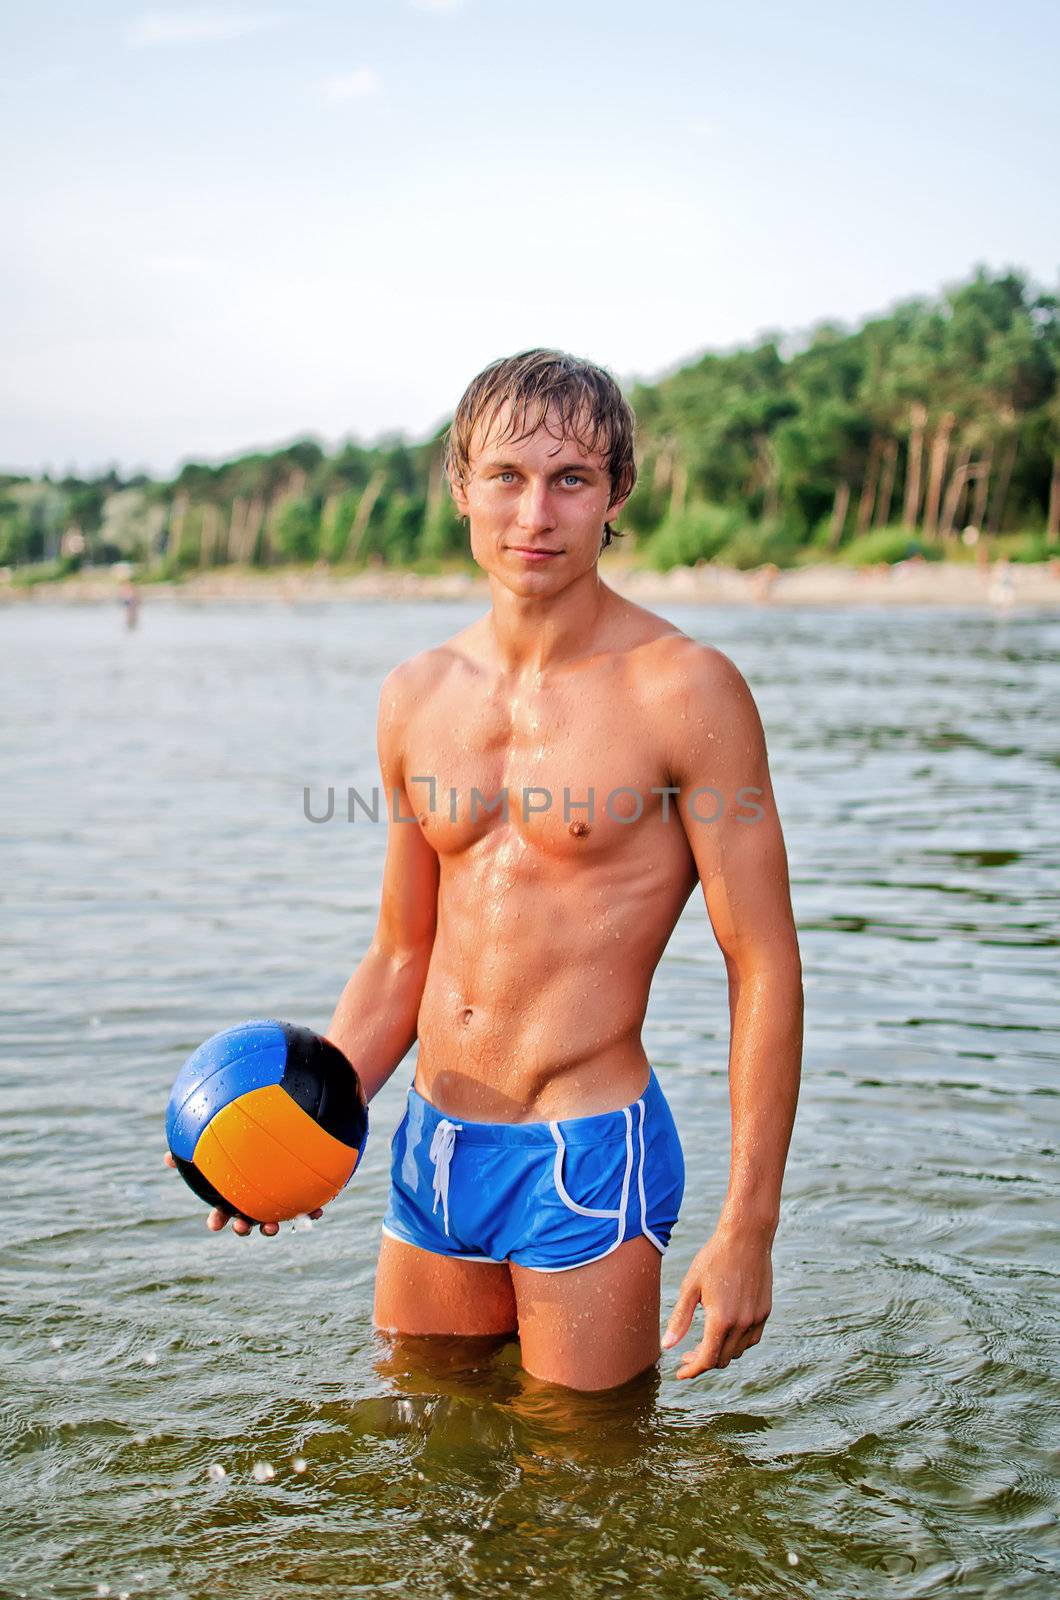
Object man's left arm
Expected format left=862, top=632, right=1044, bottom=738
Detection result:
left=658, top=641, right=803, bottom=1379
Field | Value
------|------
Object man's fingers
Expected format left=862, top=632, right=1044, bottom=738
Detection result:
left=734, top=1320, right=766, bottom=1360
left=675, top=1331, right=726, bottom=1382
left=661, top=1278, right=701, bottom=1350
left=677, top=1327, right=726, bottom=1379
left=676, top=1310, right=732, bottom=1378
left=206, top=1209, right=284, bottom=1236
left=181, top=1174, right=316, bottom=1235
left=163, top=1152, right=176, bottom=1169
left=716, top=1315, right=763, bottom=1367
left=679, top=1318, right=766, bottom=1379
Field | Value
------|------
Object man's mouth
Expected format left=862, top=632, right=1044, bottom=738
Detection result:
left=509, top=545, right=562, bottom=560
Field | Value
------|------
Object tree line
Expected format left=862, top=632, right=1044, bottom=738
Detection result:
left=2, top=266, right=1057, bottom=578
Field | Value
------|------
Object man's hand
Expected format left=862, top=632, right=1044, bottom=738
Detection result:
left=661, top=1225, right=773, bottom=1379
left=162, top=1151, right=323, bottom=1237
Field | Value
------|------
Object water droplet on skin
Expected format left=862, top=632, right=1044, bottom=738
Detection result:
left=292, top=1457, right=307, bottom=1473
left=207, top=1463, right=227, bottom=1482
left=252, top=1461, right=275, bottom=1482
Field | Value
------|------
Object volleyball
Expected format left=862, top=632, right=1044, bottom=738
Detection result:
left=165, top=1019, right=368, bottom=1225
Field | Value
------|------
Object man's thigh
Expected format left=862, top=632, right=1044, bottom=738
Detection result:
left=374, top=1231, right=518, bottom=1337
left=511, top=1236, right=662, bottom=1391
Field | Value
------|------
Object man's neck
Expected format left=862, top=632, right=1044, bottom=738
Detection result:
left=486, top=567, right=612, bottom=675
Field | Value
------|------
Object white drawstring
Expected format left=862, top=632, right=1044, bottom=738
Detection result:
left=429, top=1118, right=463, bottom=1236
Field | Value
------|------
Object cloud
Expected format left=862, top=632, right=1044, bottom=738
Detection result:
left=323, top=67, right=382, bottom=102
left=125, top=11, right=288, bottom=48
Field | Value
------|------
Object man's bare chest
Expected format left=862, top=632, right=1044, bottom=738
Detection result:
left=400, top=679, right=676, bottom=858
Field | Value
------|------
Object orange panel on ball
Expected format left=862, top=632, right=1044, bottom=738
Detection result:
left=194, top=1083, right=360, bottom=1222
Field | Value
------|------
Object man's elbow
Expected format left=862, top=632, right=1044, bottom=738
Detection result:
left=726, top=935, right=802, bottom=987
left=369, top=933, right=434, bottom=986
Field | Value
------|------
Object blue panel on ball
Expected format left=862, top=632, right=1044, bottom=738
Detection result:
left=165, top=1020, right=288, bottom=1160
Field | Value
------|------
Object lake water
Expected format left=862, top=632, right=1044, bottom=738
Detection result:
left=2, top=598, right=1058, bottom=1600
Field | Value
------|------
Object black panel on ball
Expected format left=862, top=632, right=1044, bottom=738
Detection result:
left=172, top=1154, right=262, bottom=1227
left=278, top=1023, right=368, bottom=1148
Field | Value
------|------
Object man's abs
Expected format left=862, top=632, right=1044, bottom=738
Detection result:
left=412, top=834, right=695, bottom=1122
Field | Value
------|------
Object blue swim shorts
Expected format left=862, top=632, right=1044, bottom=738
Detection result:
left=382, top=1069, right=684, bottom=1272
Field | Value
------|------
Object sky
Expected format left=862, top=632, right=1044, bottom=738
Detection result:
left=2, top=0, right=1058, bottom=478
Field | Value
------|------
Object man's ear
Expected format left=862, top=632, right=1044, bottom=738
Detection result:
left=604, top=487, right=632, bottom=524
left=448, top=471, right=470, bottom=519
left=603, top=466, right=635, bottom=526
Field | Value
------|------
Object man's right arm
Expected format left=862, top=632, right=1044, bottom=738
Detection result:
left=325, top=662, right=439, bottom=1101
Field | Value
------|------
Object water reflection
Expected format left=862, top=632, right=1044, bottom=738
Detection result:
left=307, top=1337, right=832, bottom=1600
left=371, top=1329, right=663, bottom=1465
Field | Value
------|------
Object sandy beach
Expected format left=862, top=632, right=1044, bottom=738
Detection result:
left=3, top=557, right=1059, bottom=609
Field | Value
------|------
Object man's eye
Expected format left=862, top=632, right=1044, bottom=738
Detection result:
left=497, top=472, right=516, bottom=483
left=562, top=474, right=583, bottom=486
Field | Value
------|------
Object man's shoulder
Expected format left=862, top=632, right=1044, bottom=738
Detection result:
left=641, top=632, right=767, bottom=787
left=379, top=626, right=482, bottom=710
left=621, top=609, right=749, bottom=708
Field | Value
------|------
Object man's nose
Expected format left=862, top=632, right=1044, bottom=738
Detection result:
left=516, top=480, right=556, bottom=533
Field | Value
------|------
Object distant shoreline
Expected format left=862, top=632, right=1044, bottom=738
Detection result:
left=3, top=558, right=1060, bottom=609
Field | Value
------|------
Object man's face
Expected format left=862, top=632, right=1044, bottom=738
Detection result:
left=450, top=403, right=630, bottom=597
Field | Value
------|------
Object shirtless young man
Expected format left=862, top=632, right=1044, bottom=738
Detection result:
left=174, top=350, right=803, bottom=1393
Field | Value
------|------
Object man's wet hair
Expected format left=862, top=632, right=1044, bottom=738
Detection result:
left=443, top=348, right=638, bottom=548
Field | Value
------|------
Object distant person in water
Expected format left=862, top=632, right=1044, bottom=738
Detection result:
left=119, top=579, right=140, bottom=630
left=171, top=350, right=804, bottom=1392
